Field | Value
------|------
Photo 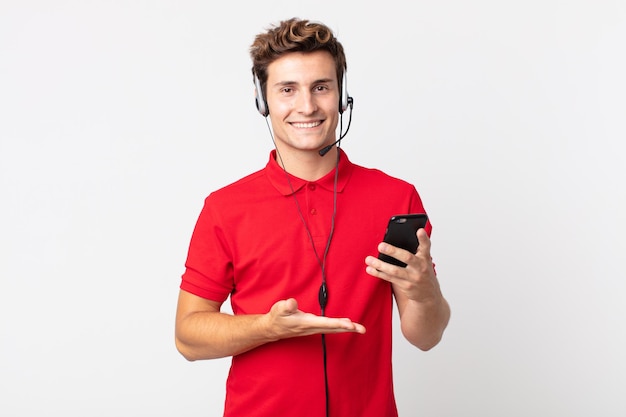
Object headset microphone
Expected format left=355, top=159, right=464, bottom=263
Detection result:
left=319, top=96, right=354, bottom=157
left=318, top=139, right=340, bottom=157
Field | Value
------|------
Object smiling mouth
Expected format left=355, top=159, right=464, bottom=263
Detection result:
left=291, top=121, right=322, bottom=128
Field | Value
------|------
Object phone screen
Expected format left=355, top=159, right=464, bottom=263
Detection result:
left=377, top=214, right=428, bottom=267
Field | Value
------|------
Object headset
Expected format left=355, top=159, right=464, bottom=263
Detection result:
left=254, top=70, right=350, bottom=117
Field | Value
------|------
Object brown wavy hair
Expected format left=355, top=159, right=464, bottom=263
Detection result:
left=249, top=17, right=347, bottom=95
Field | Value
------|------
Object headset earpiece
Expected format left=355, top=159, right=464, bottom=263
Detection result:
left=254, top=73, right=269, bottom=117
left=339, top=71, right=349, bottom=114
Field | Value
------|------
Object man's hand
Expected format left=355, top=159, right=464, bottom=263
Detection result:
left=364, top=228, right=450, bottom=350
left=364, top=228, right=439, bottom=302
left=264, top=298, right=366, bottom=341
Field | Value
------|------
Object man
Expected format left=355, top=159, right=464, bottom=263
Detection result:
left=175, top=17, right=450, bottom=417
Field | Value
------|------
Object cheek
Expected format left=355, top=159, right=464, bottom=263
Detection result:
left=326, top=112, right=339, bottom=131
left=268, top=99, right=293, bottom=119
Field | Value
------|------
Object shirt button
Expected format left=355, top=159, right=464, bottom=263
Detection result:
left=308, top=184, right=316, bottom=191
left=310, top=208, right=317, bottom=215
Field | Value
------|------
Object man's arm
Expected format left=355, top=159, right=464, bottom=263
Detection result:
left=175, top=290, right=366, bottom=361
left=392, top=281, right=450, bottom=351
left=364, top=228, right=450, bottom=351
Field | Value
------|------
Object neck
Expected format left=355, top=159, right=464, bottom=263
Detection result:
left=274, top=146, right=339, bottom=181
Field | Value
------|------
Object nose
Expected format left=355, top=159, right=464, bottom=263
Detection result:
left=295, top=90, right=317, bottom=114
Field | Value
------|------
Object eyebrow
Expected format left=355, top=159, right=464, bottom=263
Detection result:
left=273, top=78, right=335, bottom=88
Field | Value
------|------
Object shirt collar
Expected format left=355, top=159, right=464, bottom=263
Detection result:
left=265, top=149, right=354, bottom=196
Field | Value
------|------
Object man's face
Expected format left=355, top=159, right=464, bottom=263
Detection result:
left=265, top=50, right=340, bottom=158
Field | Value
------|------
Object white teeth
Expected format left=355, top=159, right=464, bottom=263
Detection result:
left=292, top=121, right=321, bottom=128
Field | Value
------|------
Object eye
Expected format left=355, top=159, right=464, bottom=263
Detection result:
left=281, top=87, right=293, bottom=94
left=314, top=84, right=329, bottom=92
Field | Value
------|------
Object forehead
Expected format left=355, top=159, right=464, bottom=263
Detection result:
left=266, top=50, right=337, bottom=84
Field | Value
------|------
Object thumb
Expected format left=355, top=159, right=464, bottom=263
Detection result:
left=272, top=298, right=299, bottom=315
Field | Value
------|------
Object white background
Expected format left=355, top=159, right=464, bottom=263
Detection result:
left=1, top=1, right=625, bottom=416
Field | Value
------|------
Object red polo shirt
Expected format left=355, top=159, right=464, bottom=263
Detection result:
left=181, top=149, right=431, bottom=417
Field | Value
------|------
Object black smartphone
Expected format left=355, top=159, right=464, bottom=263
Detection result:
left=377, top=214, right=429, bottom=267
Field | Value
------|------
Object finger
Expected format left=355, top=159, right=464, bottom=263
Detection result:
left=317, top=317, right=367, bottom=334
left=364, top=255, right=402, bottom=283
left=283, top=297, right=298, bottom=312
left=272, top=298, right=299, bottom=316
left=342, top=320, right=366, bottom=334
left=416, top=228, right=431, bottom=255
left=377, top=241, right=414, bottom=267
